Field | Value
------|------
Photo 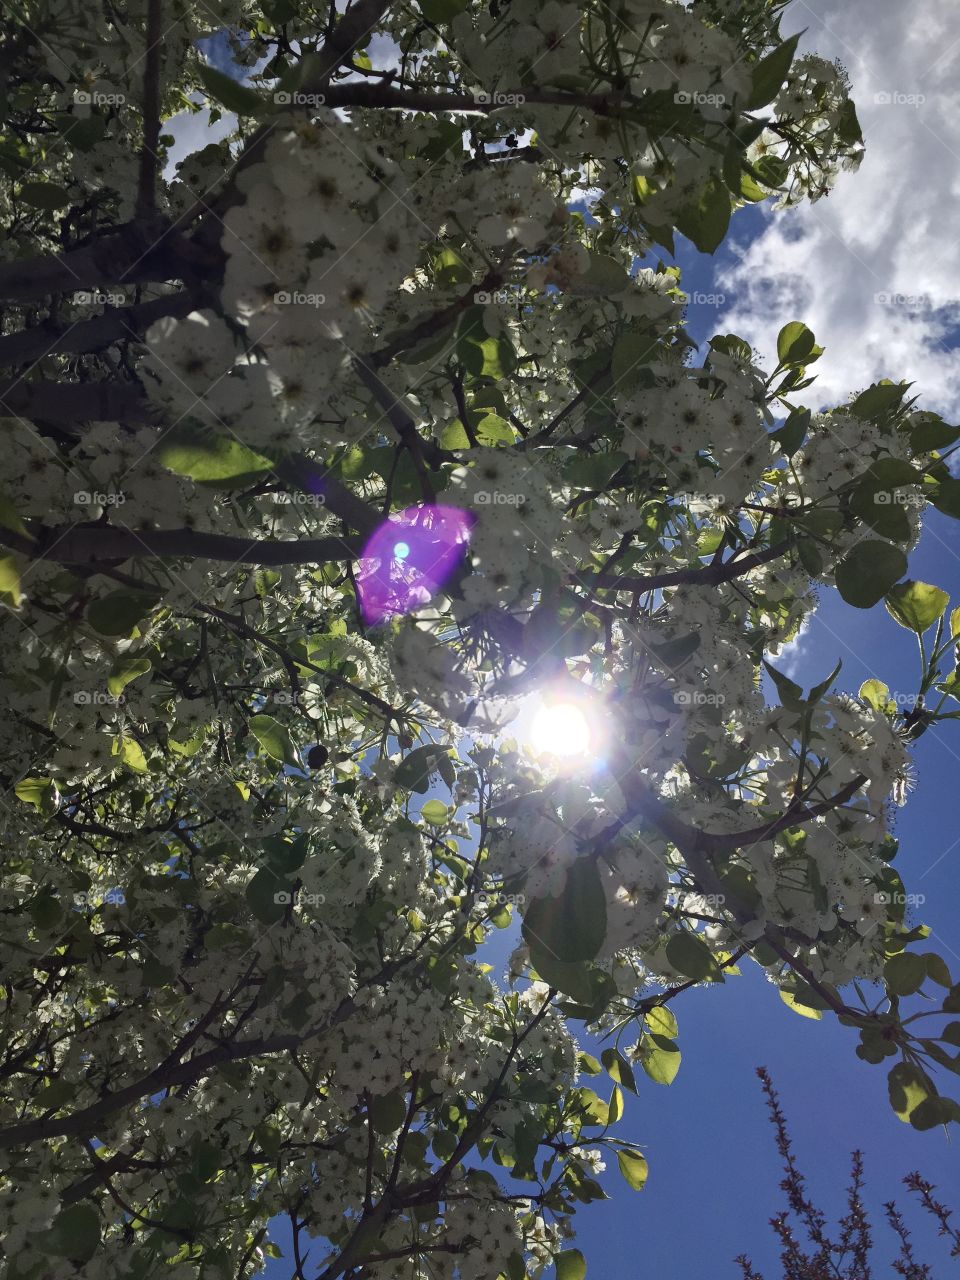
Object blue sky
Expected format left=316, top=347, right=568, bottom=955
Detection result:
left=226, top=0, right=960, bottom=1270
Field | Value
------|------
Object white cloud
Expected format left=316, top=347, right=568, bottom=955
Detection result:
left=716, top=0, right=960, bottom=417
left=164, top=103, right=238, bottom=176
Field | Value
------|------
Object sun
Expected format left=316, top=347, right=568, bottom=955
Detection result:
left=528, top=700, right=593, bottom=758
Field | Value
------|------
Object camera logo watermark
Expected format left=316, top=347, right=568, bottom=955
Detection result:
left=475, top=891, right=525, bottom=907
left=682, top=291, right=726, bottom=306
left=273, top=890, right=326, bottom=905
left=274, top=291, right=325, bottom=307
left=74, top=289, right=126, bottom=306
left=873, top=490, right=923, bottom=507
left=474, top=491, right=526, bottom=506
left=74, top=690, right=124, bottom=706
left=74, top=888, right=125, bottom=906
left=274, top=91, right=327, bottom=107
left=472, top=90, right=526, bottom=107
left=74, top=90, right=125, bottom=106
left=274, top=491, right=326, bottom=506
left=874, top=91, right=925, bottom=107
left=874, top=890, right=925, bottom=906
left=674, top=90, right=727, bottom=107
left=474, top=290, right=512, bottom=305
left=673, top=690, right=726, bottom=707
left=874, top=292, right=930, bottom=308
left=74, top=491, right=126, bottom=507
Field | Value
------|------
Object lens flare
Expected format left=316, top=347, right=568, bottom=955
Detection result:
left=355, top=505, right=474, bottom=625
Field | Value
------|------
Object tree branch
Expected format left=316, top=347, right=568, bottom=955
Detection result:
left=0, top=522, right=365, bottom=568
left=137, top=0, right=164, bottom=217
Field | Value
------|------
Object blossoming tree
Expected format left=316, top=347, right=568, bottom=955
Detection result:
left=2, top=0, right=960, bottom=1276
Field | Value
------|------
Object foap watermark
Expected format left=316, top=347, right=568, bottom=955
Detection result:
left=874, top=490, right=923, bottom=508
left=474, top=290, right=512, bottom=305
left=676, top=490, right=723, bottom=507
left=874, top=890, right=926, bottom=907
left=474, top=490, right=526, bottom=506
left=275, top=491, right=327, bottom=507
left=683, top=291, right=726, bottom=306
left=475, top=891, right=525, bottom=908
left=274, top=290, right=325, bottom=307
left=674, top=90, right=727, bottom=107
left=74, top=90, right=125, bottom=106
left=74, top=690, right=124, bottom=706
left=269, top=689, right=304, bottom=706
left=74, top=490, right=126, bottom=507
left=874, top=91, right=925, bottom=107
left=74, top=289, right=126, bottom=306
left=274, top=91, right=327, bottom=107
left=274, top=889, right=326, bottom=905
left=875, top=291, right=930, bottom=308
left=886, top=691, right=923, bottom=708
left=674, top=690, right=726, bottom=707
left=473, top=89, right=526, bottom=107
left=74, top=888, right=126, bottom=907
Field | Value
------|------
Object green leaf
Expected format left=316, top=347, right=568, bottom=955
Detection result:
left=779, top=988, right=822, bottom=1020
left=859, top=678, right=891, bottom=711
left=46, top=1205, right=100, bottom=1262
left=747, top=32, right=801, bottom=109
left=675, top=173, right=731, bottom=255
left=566, top=253, right=630, bottom=296
left=521, top=857, right=607, bottom=963
left=529, top=947, right=596, bottom=1003
left=197, top=62, right=267, bottom=116
left=611, top=332, right=658, bottom=390
left=909, top=415, right=960, bottom=453
left=931, top=477, right=960, bottom=520
left=20, top=180, right=70, bottom=210
left=433, top=245, right=472, bottom=285
left=157, top=424, right=273, bottom=488
left=249, top=714, right=300, bottom=767
left=475, top=413, right=516, bottom=445
left=420, top=0, right=470, bottom=20
left=835, top=540, right=907, bottom=609
left=644, top=1006, right=678, bottom=1039
left=601, top=1046, right=638, bottom=1094
left=884, top=951, right=927, bottom=996
left=638, top=1034, right=682, bottom=1085
left=616, top=1149, right=649, bottom=1190
left=0, top=552, right=23, bottom=605
left=888, top=1060, right=933, bottom=1124
left=107, top=657, right=152, bottom=697
left=555, top=1249, right=586, bottom=1280
left=777, top=321, right=816, bottom=366
left=15, top=776, right=58, bottom=813
left=395, top=744, right=450, bottom=793
left=370, top=1089, right=408, bottom=1132
left=665, top=931, right=721, bottom=981
left=563, top=451, right=628, bottom=490
left=86, top=589, right=159, bottom=636
left=117, top=735, right=149, bottom=774
left=762, top=659, right=804, bottom=709
left=850, top=381, right=909, bottom=420
left=421, top=798, right=449, bottom=826
left=246, top=865, right=293, bottom=925
left=925, top=953, right=952, bottom=988
left=771, top=407, right=810, bottom=456
left=885, top=580, right=949, bottom=633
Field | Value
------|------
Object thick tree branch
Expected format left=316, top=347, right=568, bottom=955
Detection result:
left=0, top=289, right=198, bottom=369
left=0, top=522, right=365, bottom=568
left=137, top=0, right=164, bottom=216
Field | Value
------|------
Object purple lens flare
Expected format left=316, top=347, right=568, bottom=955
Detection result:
left=356, top=505, right=475, bottom=624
